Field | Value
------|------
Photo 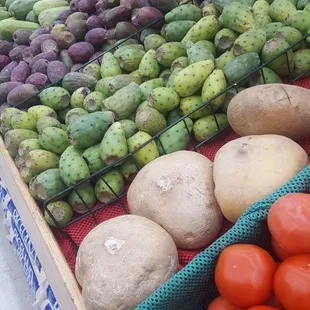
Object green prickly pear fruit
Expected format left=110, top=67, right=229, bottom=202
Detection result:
left=5, top=129, right=39, bottom=157
left=264, top=22, right=285, bottom=39
left=156, top=42, right=187, bottom=67
left=44, top=201, right=73, bottom=227
left=174, top=60, right=215, bottom=97
left=15, top=154, right=25, bottom=170
left=95, top=77, right=114, bottom=97
left=127, top=131, right=159, bottom=167
left=213, top=0, right=256, bottom=13
left=157, top=118, right=193, bottom=155
left=167, top=68, right=182, bottom=90
left=36, top=116, right=61, bottom=134
left=59, top=146, right=90, bottom=186
left=70, top=87, right=92, bottom=109
left=248, top=67, right=282, bottom=86
left=253, top=0, right=270, bottom=16
left=180, top=96, right=210, bottom=119
left=215, top=51, right=236, bottom=70
left=297, top=0, right=310, bottom=9
left=135, top=107, right=167, bottom=136
left=25, top=149, right=59, bottom=175
left=292, top=49, right=310, bottom=77
left=286, top=11, right=310, bottom=35
left=138, top=50, right=160, bottom=80
left=148, top=87, right=180, bottom=113
left=140, top=78, right=165, bottom=100
left=100, top=52, right=122, bottom=78
left=262, top=38, right=294, bottom=75
left=171, top=56, right=189, bottom=70
left=186, top=41, right=215, bottom=64
left=221, top=2, right=256, bottom=33
left=0, top=108, right=20, bottom=132
left=19, top=166, right=34, bottom=184
left=166, top=108, right=182, bottom=125
left=136, top=101, right=149, bottom=113
left=201, top=69, right=227, bottom=111
left=193, top=114, right=228, bottom=142
left=202, top=3, right=220, bottom=17
left=223, top=52, right=261, bottom=85
left=233, top=29, right=267, bottom=56
left=95, top=169, right=124, bottom=203
left=67, top=111, right=115, bottom=148
left=305, top=2, right=310, bottom=10
left=161, top=21, right=196, bottom=42
left=129, top=70, right=143, bottom=85
left=165, top=4, right=202, bottom=23
left=29, top=168, right=67, bottom=202
left=144, top=34, right=167, bottom=51
left=18, top=138, right=42, bottom=158
left=107, top=75, right=141, bottom=96
left=39, top=87, right=71, bottom=110
left=118, top=49, right=146, bottom=72
left=11, top=111, right=37, bottom=131
left=274, top=26, right=304, bottom=51
left=65, top=108, right=89, bottom=125
left=182, top=15, right=221, bottom=43
left=269, top=0, right=296, bottom=23
left=39, top=127, right=70, bottom=155
left=120, top=158, right=139, bottom=181
left=61, top=124, right=68, bottom=131
left=57, top=106, right=71, bottom=124
left=102, top=83, right=142, bottom=120
left=83, top=91, right=106, bottom=113
left=67, top=185, right=96, bottom=214
left=119, top=120, right=137, bottom=139
left=214, top=28, right=238, bottom=54
left=82, top=144, right=106, bottom=174
left=158, top=69, right=171, bottom=86
left=195, top=40, right=216, bottom=57
left=113, top=44, right=145, bottom=61
left=83, top=64, right=101, bottom=80
left=100, top=122, right=128, bottom=165
left=28, top=106, right=58, bottom=121
left=254, top=14, right=272, bottom=29
left=221, top=87, right=246, bottom=113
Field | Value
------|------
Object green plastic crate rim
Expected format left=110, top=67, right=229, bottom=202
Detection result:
left=136, top=164, right=310, bottom=309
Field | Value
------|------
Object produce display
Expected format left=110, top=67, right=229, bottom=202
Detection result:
left=0, top=0, right=310, bottom=309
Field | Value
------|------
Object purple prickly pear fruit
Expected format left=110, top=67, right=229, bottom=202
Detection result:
left=0, top=82, right=22, bottom=105
left=41, top=40, right=59, bottom=55
left=9, top=45, right=28, bottom=62
left=100, top=122, right=128, bottom=165
left=29, top=29, right=50, bottom=43
left=47, top=61, right=69, bottom=83
left=0, top=61, right=18, bottom=83
left=86, top=15, right=105, bottom=30
left=13, top=30, right=32, bottom=46
left=102, top=5, right=132, bottom=29
left=0, top=55, right=10, bottom=70
left=104, top=28, right=116, bottom=40
left=22, top=46, right=40, bottom=64
left=70, top=64, right=84, bottom=72
left=68, top=42, right=94, bottom=63
left=85, top=28, right=107, bottom=47
left=28, top=168, right=67, bottom=202
left=39, top=127, right=70, bottom=155
left=90, top=52, right=104, bottom=65
left=57, top=10, right=73, bottom=24
left=0, top=40, right=13, bottom=56
left=39, top=87, right=70, bottom=110
left=55, top=31, right=77, bottom=50
left=78, top=0, right=97, bottom=14
left=7, top=84, right=39, bottom=106
left=115, top=21, right=138, bottom=40
left=120, top=0, right=144, bottom=9
left=131, top=6, right=164, bottom=29
left=127, top=131, right=159, bottom=167
left=29, top=52, right=57, bottom=69
left=66, top=19, right=88, bottom=42
left=30, top=34, right=53, bottom=51
left=65, top=12, right=89, bottom=25
left=31, top=59, right=49, bottom=74
left=11, top=61, right=31, bottom=83
left=50, top=24, right=67, bottom=40
left=138, top=50, right=160, bottom=80
left=25, top=73, right=49, bottom=90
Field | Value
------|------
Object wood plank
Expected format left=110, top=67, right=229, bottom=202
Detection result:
left=0, top=136, right=86, bottom=310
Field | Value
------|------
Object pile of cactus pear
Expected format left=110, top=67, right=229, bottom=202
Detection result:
left=0, top=0, right=310, bottom=228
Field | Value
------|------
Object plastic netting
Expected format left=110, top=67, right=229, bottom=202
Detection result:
left=52, top=77, right=310, bottom=310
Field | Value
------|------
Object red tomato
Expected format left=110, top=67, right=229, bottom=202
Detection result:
left=271, top=237, right=292, bottom=261
left=274, top=254, right=310, bottom=310
left=267, top=193, right=310, bottom=255
left=207, top=296, right=241, bottom=310
left=263, top=295, right=284, bottom=309
left=215, top=244, right=276, bottom=308
left=247, top=306, right=279, bottom=310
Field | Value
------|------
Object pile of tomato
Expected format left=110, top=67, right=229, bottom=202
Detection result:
left=208, top=193, right=310, bottom=310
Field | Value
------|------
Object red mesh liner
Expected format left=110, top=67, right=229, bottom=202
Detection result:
left=53, top=77, right=310, bottom=274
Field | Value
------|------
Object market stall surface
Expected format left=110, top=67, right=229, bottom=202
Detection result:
left=0, top=217, right=34, bottom=310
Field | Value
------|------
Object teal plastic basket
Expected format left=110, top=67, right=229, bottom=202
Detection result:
left=137, top=165, right=310, bottom=310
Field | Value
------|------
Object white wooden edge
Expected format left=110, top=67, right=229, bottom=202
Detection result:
left=0, top=136, right=86, bottom=310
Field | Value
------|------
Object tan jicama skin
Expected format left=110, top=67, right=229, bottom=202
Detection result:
left=213, top=134, right=309, bottom=223
left=227, top=84, right=310, bottom=141
left=75, top=215, right=179, bottom=310
left=127, top=150, right=223, bottom=250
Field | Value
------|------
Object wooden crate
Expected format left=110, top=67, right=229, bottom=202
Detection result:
left=0, top=136, right=86, bottom=310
